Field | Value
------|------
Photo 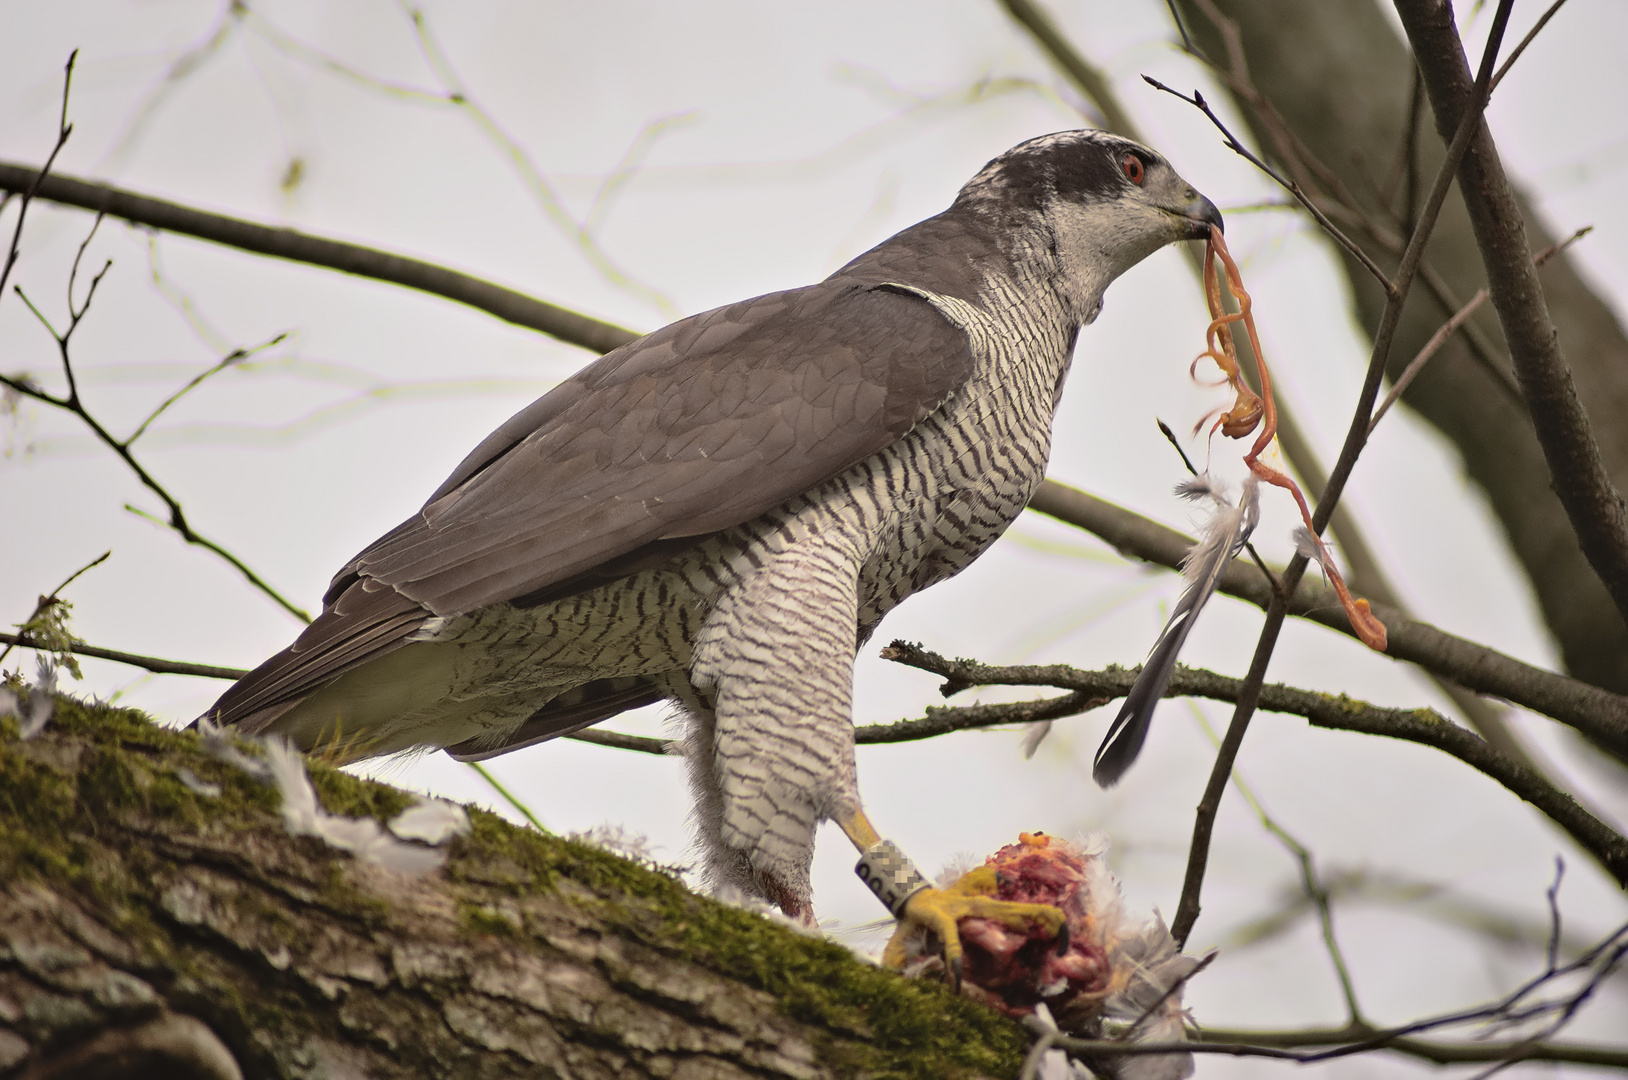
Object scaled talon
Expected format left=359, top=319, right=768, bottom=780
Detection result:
left=881, top=865, right=1068, bottom=979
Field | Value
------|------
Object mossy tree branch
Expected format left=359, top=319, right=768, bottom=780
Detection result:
left=0, top=698, right=1031, bottom=1079
left=5, top=700, right=1621, bottom=1077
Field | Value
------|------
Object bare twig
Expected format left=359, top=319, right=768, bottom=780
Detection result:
left=1545, top=857, right=1565, bottom=975
left=1143, top=76, right=1394, bottom=294
left=1038, top=920, right=1627, bottom=1069
left=997, top=0, right=1138, bottom=136
left=1369, top=288, right=1488, bottom=434
left=1222, top=865, right=1597, bottom=960
left=1401, top=65, right=1425, bottom=229
left=236, top=5, right=451, bottom=104
left=0, top=551, right=109, bottom=672
left=1027, top=482, right=1628, bottom=776
left=1489, top=0, right=1573, bottom=95
left=878, top=641, right=1628, bottom=886
left=0, top=52, right=75, bottom=302
left=1168, top=0, right=1519, bottom=948
left=126, top=338, right=284, bottom=445
left=1163, top=0, right=1198, bottom=55
left=564, top=728, right=673, bottom=754
left=2, top=277, right=310, bottom=625
left=1186, top=703, right=1364, bottom=1023
left=0, top=632, right=247, bottom=681
left=857, top=687, right=1105, bottom=744
left=1369, top=226, right=1591, bottom=435
left=396, top=0, right=677, bottom=316
left=1017, top=1022, right=1060, bottom=1080
left=1044, top=1029, right=1628, bottom=1069
left=117, top=504, right=308, bottom=622
left=464, top=761, right=549, bottom=833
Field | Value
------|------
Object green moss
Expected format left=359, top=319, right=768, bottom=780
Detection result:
left=306, top=758, right=414, bottom=821
left=445, top=812, right=1026, bottom=1076
left=640, top=894, right=1028, bottom=1077
left=0, top=736, right=80, bottom=880
left=442, top=796, right=1025, bottom=1074
left=4, top=696, right=1028, bottom=1078
left=458, top=900, right=521, bottom=938
left=437, top=798, right=1024, bottom=1074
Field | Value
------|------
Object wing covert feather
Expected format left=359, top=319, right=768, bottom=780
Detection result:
left=347, top=279, right=975, bottom=615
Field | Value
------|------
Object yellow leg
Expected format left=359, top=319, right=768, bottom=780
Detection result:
left=838, top=808, right=882, bottom=850
left=838, top=809, right=1066, bottom=980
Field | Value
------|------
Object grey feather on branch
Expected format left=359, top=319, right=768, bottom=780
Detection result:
left=203, top=129, right=1222, bottom=919
left=1091, top=472, right=1259, bottom=786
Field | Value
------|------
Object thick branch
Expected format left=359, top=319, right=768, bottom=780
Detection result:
left=0, top=631, right=243, bottom=681
left=1394, top=0, right=1628, bottom=630
left=0, top=698, right=1031, bottom=1078
left=1028, top=479, right=1628, bottom=754
left=0, top=163, right=640, bottom=355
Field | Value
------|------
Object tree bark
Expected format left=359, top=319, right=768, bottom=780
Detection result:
left=1172, top=0, right=1628, bottom=695
left=0, top=698, right=1024, bottom=1079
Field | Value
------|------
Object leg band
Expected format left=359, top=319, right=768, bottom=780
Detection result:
left=855, top=839, right=931, bottom=918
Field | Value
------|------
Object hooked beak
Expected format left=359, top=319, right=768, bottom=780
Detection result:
left=1179, top=191, right=1224, bottom=239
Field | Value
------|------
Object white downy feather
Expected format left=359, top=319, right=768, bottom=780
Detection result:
left=1093, top=474, right=1259, bottom=785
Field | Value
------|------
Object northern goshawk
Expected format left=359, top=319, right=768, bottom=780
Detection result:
left=207, top=129, right=1220, bottom=961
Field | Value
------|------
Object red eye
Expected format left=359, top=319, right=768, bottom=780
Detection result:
left=1122, top=153, right=1145, bottom=185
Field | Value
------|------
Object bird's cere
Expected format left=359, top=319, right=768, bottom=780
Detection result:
left=894, top=834, right=1199, bottom=1067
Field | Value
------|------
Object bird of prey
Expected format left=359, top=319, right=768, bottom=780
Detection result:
left=207, top=129, right=1220, bottom=962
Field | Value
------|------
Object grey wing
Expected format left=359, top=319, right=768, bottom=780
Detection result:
left=208, top=279, right=975, bottom=730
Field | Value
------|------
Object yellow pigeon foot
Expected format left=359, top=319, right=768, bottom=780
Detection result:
left=882, top=865, right=1067, bottom=985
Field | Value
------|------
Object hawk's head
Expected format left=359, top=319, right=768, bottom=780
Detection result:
left=955, top=129, right=1221, bottom=322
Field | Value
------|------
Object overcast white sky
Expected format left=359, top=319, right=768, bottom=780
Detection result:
left=3, top=2, right=1626, bottom=1071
